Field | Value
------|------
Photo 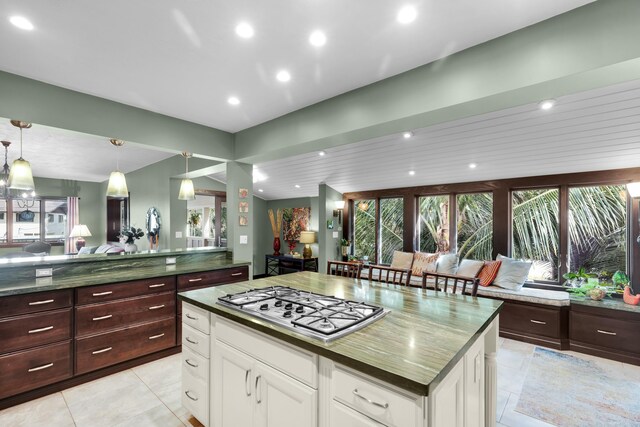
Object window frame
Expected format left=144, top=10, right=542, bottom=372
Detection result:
left=0, top=196, right=67, bottom=247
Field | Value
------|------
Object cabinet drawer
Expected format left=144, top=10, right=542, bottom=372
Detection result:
left=500, top=302, right=561, bottom=338
left=182, top=303, right=210, bottom=334
left=0, top=340, right=73, bottom=400
left=75, top=317, right=176, bottom=374
left=75, top=292, right=176, bottom=337
left=0, top=289, right=72, bottom=318
left=333, top=363, right=420, bottom=427
left=571, top=312, right=640, bottom=354
left=0, top=308, right=72, bottom=354
left=182, top=323, right=210, bottom=358
left=177, top=266, right=248, bottom=290
left=331, top=400, right=387, bottom=427
left=182, top=368, right=209, bottom=426
left=182, top=345, right=209, bottom=383
left=76, top=276, right=176, bottom=305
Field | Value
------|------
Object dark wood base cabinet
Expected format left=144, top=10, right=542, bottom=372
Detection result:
left=0, top=265, right=249, bottom=410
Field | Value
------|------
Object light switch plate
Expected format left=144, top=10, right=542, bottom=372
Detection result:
left=332, top=231, right=339, bottom=238
left=36, top=268, right=53, bottom=277
left=240, top=235, right=248, bottom=244
left=175, top=231, right=183, bottom=238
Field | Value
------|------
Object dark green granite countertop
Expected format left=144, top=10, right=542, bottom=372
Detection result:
left=0, top=258, right=250, bottom=297
left=178, top=271, right=502, bottom=396
left=571, top=295, right=640, bottom=314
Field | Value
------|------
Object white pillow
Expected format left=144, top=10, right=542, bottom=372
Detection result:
left=493, top=254, right=532, bottom=291
left=436, top=253, right=459, bottom=275
left=390, top=251, right=413, bottom=270
left=455, top=259, right=485, bottom=278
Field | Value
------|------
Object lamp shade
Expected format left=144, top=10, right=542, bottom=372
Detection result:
left=299, top=231, right=315, bottom=244
left=178, top=178, right=195, bottom=200
left=70, top=224, right=92, bottom=238
left=335, top=200, right=345, bottom=210
left=8, top=158, right=34, bottom=190
left=106, top=171, right=128, bottom=198
left=628, top=182, right=640, bottom=198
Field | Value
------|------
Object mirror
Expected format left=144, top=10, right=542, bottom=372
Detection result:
left=146, top=207, right=161, bottom=250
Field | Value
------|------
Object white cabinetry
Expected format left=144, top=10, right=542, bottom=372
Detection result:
left=464, top=338, right=485, bottom=427
left=181, top=303, right=211, bottom=426
left=212, top=317, right=318, bottom=427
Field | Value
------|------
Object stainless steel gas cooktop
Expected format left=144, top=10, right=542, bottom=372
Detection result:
left=216, top=286, right=388, bottom=341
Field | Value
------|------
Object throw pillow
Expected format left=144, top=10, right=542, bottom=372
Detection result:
left=411, top=252, right=439, bottom=276
left=436, top=253, right=459, bottom=274
left=455, top=259, right=485, bottom=278
left=492, top=254, right=532, bottom=291
left=390, top=251, right=414, bottom=270
left=477, top=261, right=502, bottom=286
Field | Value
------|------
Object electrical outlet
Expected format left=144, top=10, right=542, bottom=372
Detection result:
left=35, top=268, right=52, bottom=277
left=332, top=231, right=339, bottom=238
left=240, top=235, right=248, bottom=244
left=166, top=257, right=176, bottom=265
left=175, top=231, right=183, bottom=238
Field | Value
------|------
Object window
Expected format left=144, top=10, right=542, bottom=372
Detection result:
left=0, top=197, right=66, bottom=245
left=512, top=189, right=559, bottom=281
left=418, top=195, right=449, bottom=253
left=0, top=199, right=6, bottom=243
left=45, top=199, right=67, bottom=242
left=13, top=199, right=41, bottom=242
left=457, top=193, right=493, bottom=260
left=353, top=199, right=376, bottom=262
left=569, top=185, right=627, bottom=275
left=379, top=198, right=403, bottom=264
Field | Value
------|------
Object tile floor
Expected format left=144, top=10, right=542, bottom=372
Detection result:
left=0, top=339, right=638, bottom=426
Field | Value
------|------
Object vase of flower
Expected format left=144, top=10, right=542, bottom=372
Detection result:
left=273, top=237, right=281, bottom=256
left=118, top=226, right=145, bottom=253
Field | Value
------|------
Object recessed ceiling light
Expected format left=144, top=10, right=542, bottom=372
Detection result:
left=319, top=151, right=326, bottom=156
left=309, top=30, right=327, bottom=47
left=295, top=184, right=301, bottom=188
left=409, top=170, right=416, bottom=176
left=469, top=163, right=477, bottom=169
left=227, top=96, right=240, bottom=106
left=258, top=189, right=264, bottom=193
left=539, top=99, right=556, bottom=110
left=397, top=5, right=417, bottom=24
left=235, top=22, right=254, bottom=39
left=10, top=16, right=34, bottom=31
left=276, top=70, right=291, bottom=82
left=403, top=131, right=414, bottom=139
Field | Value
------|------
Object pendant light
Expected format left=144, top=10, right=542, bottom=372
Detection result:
left=106, top=139, right=129, bottom=198
left=7, top=120, right=35, bottom=191
left=0, top=141, right=11, bottom=198
left=178, top=151, right=195, bottom=200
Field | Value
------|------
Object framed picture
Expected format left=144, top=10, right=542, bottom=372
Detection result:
left=239, top=201, right=249, bottom=213
left=239, top=215, right=248, bottom=226
left=239, top=188, right=248, bottom=198
left=327, top=220, right=334, bottom=229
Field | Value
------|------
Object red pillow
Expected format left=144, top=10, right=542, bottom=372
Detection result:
left=477, top=261, right=502, bottom=287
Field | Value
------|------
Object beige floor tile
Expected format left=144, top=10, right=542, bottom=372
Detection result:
left=113, top=403, right=184, bottom=427
left=496, top=389, right=510, bottom=421
left=497, top=363, right=528, bottom=395
left=62, top=370, right=141, bottom=406
left=152, top=379, right=184, bottom=413
left=622, top=362, right=640, bottom=381
left=132, top=353, right=181, bottom=392
left=500, top=393, right=557, bottom=427
left=0, top=393, right=75, bottom=427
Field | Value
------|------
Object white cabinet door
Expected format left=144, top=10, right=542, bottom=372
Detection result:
left=255, top=361, right=317, bottom=427
left=464, top=338, right=485, bottom=427
left=429, top=359, right=464, bottom=427
left=331, top=400, right=388, bottom=427
left=213, top=341, right=255, bottom=427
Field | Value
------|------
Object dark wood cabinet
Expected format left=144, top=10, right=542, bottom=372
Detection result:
left=177, top=266, right=248, bottom=290
left=0, top=308, right=72, bottom=354
left=0, top=289, right=72, bottom=317
left=76, top=276, right=176, bottom=305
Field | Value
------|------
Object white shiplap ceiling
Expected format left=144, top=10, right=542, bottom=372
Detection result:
left=210, top=79, right=640, bottom=199
left=0, top=0, right=594, bottom=132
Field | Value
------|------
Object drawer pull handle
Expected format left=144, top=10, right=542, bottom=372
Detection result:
left=245, top=369, right=252, bottom=397
left=353, top=389, right=389, bottom=409
left=149, top=305, right=165, bottom=310
left=530, top=320, right=547, bottom=325
left=185, top=337, right=198, bottom=345
left=28, top=362, right=53, bottom=372
left=92, top=347, right=113, bottom=355
left=149, top=283, right=165, bottom=288
left=597, top=329, right=617, bottom=336
left=149, top=333, right=165, bottom=340
left=185, top=390, right=198, bottom=401
left=255, top=375, right=262, bottom=404
left=185, top=313, right=198, bottom=320
left=92, top=291, right=113, bottom=297
left=28, top=299, right=54, bottom=306
left=231, top=272, right=243, bottom=276
left=188, top=278, right=203, bottom=283
left=92, top=314, right=113, bottom=321
left=28, top=325, right=54, bottom=334
left=185, top=359, right=199, bottom=368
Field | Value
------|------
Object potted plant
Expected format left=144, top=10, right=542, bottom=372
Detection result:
left=340, top=238, right=350, bottom=256
left=562, top=267, right=595, bottom=288
left=118, top=226, right=145, bottom=252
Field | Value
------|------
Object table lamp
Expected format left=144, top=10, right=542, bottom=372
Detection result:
left=70, top=224, right=92, bottom=252
left=299, top=231, right=315, bottom=259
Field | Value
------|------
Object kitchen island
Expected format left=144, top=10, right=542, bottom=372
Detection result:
left=178, top=271, right=502, bottom=427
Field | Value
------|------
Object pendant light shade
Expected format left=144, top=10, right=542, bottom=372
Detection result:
left=178, top=151, right=195, bottom=200
left=107, top=139, right=128, bottom=198
left=8, top=120, right=35, bottom=191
